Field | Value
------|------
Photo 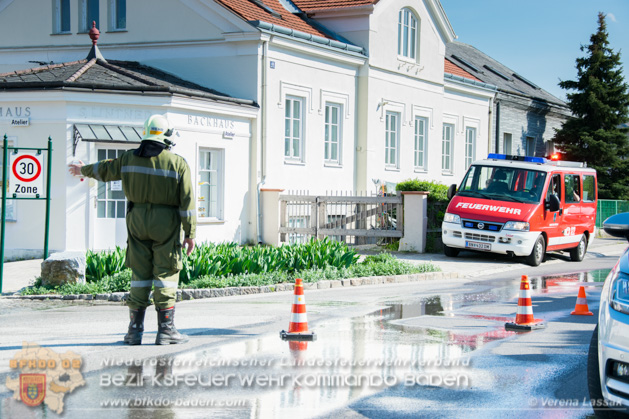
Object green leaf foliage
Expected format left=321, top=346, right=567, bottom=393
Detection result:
left=85, top=247, right=126, bottom=282
left=179, top=238, right=359, bottom=284
left=395, top=179, right=449, bottom=202
left=21, top=251, right=440, bottom=295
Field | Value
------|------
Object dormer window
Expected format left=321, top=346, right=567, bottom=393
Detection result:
left=398, top=8, right=418, bottom=60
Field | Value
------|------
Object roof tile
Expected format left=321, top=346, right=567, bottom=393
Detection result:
left=444, top=58, right=481, bottom=82
left=216, top=0, right=329, bottom=37
left=291, top=0, right=377, bottom=12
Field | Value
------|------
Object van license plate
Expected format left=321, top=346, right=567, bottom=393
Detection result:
left=466, top=241, right=491, bottom=251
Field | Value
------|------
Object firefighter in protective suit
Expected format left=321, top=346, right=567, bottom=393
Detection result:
left=68, top=114, right=196, bottom=345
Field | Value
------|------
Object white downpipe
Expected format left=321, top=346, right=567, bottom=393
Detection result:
left=257, top=40, right=269, bottom=244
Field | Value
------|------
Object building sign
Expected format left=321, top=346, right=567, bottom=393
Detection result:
left=110, top=180, right=122, bottom=191
left=186, top=115, right=235, bottom=130
left=9, top=152, right=44, bottom=197
left=0, top=106, right=31, bottom=118
left=10, top=118, right=29, bottom=126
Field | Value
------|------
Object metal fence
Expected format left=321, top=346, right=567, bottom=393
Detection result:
left=278, top=191, right=403, bottom=245
left=596, top=199, right=629, bottom=227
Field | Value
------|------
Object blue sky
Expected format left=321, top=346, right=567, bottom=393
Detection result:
left=440, top=0, right=629, bottom=102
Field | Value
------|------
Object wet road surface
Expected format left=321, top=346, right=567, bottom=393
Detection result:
left=1, top=268, right=610, bottom=418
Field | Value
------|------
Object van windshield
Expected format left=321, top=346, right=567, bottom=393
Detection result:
left=457, top=165, right=547, bottom=204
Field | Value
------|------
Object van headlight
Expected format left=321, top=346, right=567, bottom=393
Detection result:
left=443, top=213, right=460, bottom=224
left=503, top=221, right=530, bottom=231
left=611, top=273, right=629, bottom=315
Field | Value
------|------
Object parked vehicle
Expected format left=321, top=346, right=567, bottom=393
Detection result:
left=588, top=213, right=629, bottom=417
left=441, top=154, right=597, bottom=266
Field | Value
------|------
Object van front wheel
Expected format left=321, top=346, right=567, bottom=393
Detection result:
left=570, top=235, right=587, bottom=262
left=443, top=244, right=459, bottom=257
left=526, top=235, right=545, bottom=266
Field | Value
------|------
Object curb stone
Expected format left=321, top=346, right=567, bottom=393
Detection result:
left=4, top=271, right=455, bottom=302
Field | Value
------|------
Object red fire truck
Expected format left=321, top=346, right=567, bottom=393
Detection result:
left=441, top=154, right=597, bottom=266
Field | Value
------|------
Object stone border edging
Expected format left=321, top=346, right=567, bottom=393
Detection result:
left=2, top=271, right=456, bottom=301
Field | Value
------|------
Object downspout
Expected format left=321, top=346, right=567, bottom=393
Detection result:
left=495, top=101, right=501, bottom=153
left=487, top=96, right=493, bottom=154
left=256, top=40, right=268, bottom=244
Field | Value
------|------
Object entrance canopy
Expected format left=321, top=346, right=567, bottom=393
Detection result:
left=73, top=124, right=142, bottom=155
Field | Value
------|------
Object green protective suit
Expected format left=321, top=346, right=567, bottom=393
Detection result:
left=81, top=148, right=196, bottom=309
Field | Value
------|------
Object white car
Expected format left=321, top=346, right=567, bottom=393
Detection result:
left=588, top=213, right=629, bottom=417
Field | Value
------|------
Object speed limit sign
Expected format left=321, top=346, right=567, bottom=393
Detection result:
left=9, top=152, right=44, bottom=196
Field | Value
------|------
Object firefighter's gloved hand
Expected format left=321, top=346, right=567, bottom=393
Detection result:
left=183, top=238, right=195, bottom=256
left=68, top=160, right=85, bottom=176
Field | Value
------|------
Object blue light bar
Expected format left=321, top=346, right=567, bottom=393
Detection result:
left=487, top=153, right=506, bottom=159
left=487, top=153, right=546, bottom=164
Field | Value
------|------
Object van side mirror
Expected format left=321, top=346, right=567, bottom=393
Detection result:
left=603, top=213, right=629, bottom=242
left=545, top=194, right=560, bottom=212
left=447, top=184, right=457, bottom=200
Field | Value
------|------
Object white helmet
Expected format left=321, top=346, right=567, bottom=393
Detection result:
left=142, top=114, right=174, bottom=144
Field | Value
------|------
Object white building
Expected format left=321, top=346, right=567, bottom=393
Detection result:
left=0, top=0, right=496, bottom=257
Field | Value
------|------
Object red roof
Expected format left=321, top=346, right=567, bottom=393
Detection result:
left=290, top=0, right=378, bottom=12
left=444, top=58, right=481, bottom=81
left=215, top=0, right=328, bottom=38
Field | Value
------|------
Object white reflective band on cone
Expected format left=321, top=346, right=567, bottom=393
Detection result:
left=290, top=313, right=308, bottom=323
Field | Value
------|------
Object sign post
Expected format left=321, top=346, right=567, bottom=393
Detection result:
left=0, top=135, right=52, bottom=293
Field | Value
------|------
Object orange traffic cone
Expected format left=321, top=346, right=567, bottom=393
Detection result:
left=571, top=286, right=593, bottom=316
left=505, top=275, right=546, bottom=331
left=280, top=278, right=317, bottom=341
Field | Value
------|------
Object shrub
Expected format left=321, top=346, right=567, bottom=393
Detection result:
left=396, top=179, right=450, bottom=202
left=86, top=247, right=126, bottom=282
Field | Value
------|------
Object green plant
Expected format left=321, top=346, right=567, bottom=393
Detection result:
left=179, top=238, right=358, bottom=284
left=85, top=247, right=126, bottom=282
left=396, top=179, right=450, bottom=202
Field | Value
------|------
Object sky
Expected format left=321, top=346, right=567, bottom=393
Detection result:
left=440, top=0, right=629, bottom=102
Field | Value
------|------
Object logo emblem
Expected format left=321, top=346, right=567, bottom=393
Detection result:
left=20, top=374, right=46, bottom=407
left=477, top=223, right=485, bottom=230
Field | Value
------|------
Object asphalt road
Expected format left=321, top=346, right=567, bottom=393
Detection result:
left=0, top=251, right=618, bottom=418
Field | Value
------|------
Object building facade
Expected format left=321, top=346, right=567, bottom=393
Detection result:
left=445, top=42, right=570, bottom=159
left=0, top=0, right=563, bottom=256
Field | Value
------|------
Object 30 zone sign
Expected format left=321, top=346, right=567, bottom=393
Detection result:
left=10, top=152, right=44, bottom=196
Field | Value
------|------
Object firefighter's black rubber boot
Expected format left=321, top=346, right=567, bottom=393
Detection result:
left=123, top=308, right=146, bottom=345
left=155, top=307, right=189, bottom=345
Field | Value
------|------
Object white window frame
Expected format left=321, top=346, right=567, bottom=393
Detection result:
left=465, top=126, right=476, bottom=169
left=324, top=102, right=342, bottom=165
left=503, top=132, right=512, bottom=155
left=108, top=0, right=126, bottom=31
left=284, top=95, right=305, bottom=163
left=52, top=0, right=71, bottom=34
left=414, top=116, right=428, bottom=170
left=79, top=0, right=100, bottom=33
left=442, top=123, right=454, bottom=173
left=398, top=8, right=418, bottom=61
left=95, top=148, right=128, bottom=219
left=385, top=111, right=400, bottom=168
left=197, top=148, right=224, bottom=221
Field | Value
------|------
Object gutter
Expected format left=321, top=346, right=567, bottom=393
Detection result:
left=248, top=20, right=365, bottom=56
left=444, top=73, right=497, bottom=91
left=0, top=81, right=259, bottom=107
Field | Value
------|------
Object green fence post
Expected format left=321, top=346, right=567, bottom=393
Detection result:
left=0, top=134, right=7, bottom=293
left=43, top=137, right=52, bottom=260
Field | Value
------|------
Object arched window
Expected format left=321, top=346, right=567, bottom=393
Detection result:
left=398, top=8, right=418, bottom=60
